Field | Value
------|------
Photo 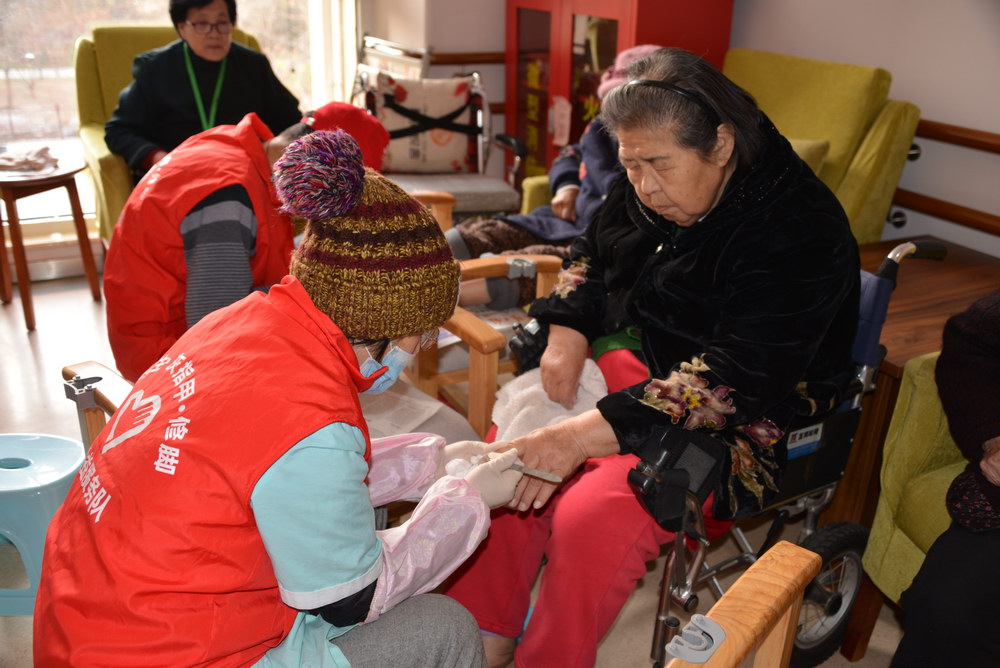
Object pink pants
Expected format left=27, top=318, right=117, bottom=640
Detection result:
left=444, top=350, right=733, bottom=667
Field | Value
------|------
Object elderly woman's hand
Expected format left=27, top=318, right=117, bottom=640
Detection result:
left=540, top=324, right=589, bottom=409
left=502, top=410, right=620, bottom=511
left=981, top=437, right=1000, bottom=486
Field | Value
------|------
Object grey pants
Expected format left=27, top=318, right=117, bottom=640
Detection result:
left=330, top=594, right=486, bottom=668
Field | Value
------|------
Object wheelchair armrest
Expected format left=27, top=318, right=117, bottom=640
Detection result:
left=494, top=133, right=527, bottom=158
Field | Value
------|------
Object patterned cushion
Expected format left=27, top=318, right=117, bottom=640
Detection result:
left=370, top=70, right=478, bottom=174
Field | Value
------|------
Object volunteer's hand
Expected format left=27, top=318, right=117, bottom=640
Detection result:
left=539, top=324, right=588, bottom=409
left=436, top=440, right=495, bottom=479
left=551, top=187, right=579, bottom=221
left=981, top=437, right=1000, bottom=486
left=465, top=449, right=523, bottom=508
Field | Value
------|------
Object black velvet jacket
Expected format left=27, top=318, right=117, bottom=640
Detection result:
left=105, top=40, right=301, bottom=173
left=530, top=114, right=860, bottom=519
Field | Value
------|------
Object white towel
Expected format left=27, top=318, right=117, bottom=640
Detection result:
left=0, top=146, right=58, bottom=172
left=492, top=359, right=608, bottom=442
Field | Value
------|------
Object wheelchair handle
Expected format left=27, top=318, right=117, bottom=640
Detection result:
left=494, top=133, right=527, bottom=158
left=876, top=240, right=948, bottom=287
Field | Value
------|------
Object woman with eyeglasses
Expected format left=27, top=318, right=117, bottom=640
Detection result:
left=443, top=47, right=861, bottom=667
left=105, top=0, right=301, bottom=181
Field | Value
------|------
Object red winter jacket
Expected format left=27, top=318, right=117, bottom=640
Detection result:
left=34, top=277, right=372, bottom=666
left=104, top=113, right=294, bottom=382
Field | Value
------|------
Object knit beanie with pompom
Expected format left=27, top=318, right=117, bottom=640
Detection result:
left=273, top=130, right=459, bottom=341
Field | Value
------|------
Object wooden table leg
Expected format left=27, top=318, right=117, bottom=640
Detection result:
left=0, top=188, right=34, bottom=330
left=0, top=210, right=12, bottom=304
left=65, top=178, right=102, bottom=301
left=840, top=574, right=886, bottom=661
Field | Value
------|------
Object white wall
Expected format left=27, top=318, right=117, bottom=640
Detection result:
left=360, top=0, right=508, bottom=179
left=730, top=0, right=1000, bottom=255
left=362, top=0, right=427, bottom=49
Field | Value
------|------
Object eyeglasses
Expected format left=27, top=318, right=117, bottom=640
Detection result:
left=184, top=20, right=233, bottom=35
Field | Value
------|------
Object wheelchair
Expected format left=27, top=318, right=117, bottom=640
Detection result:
left=629, top=240, right=946, bottom=667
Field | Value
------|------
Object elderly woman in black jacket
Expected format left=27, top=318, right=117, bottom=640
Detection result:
left=444, top=47, right=860, bottom=667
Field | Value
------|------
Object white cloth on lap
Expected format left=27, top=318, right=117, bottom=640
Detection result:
left=492, top=359, right=608, bottom=441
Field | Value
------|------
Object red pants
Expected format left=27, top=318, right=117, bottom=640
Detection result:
left=444, top=350, right=733, bottom=667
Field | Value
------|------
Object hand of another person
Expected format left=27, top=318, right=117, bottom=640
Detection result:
left=436, top=440, right=496, bottom=479
left=504, top=410, right=620, bottom=511
left=141, top=149, right=169, bottom=170
left=981, top=437, right=1000, bottom=486
left=539, top=324, right=589, bottom=409
left=465, top=449, right=523, bottom=508
left=551, top=187, right=579, bottom=221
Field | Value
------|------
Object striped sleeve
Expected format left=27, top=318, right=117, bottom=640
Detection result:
left=180, top=184, right=257, bottom=328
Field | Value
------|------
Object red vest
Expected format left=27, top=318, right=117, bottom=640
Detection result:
left=35, top=277, right=372, bottom=667
left=104, top=113, right=295, bottom=383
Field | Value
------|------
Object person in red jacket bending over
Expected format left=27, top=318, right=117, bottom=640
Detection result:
left=103, top=101, right=389, bottom=382
left=35, top=130, right=521, bottom=667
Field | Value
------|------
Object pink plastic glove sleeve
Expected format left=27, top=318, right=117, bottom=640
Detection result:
left=366, top=432, right=443, bottom=506
left=364, top=475, right=489, bottom=622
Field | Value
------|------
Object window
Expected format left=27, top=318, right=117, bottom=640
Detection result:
left=0, top=0, right=341, bottom=224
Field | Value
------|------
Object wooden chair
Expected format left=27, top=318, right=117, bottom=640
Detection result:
left=406, top=254, right=563, bottom=438
left=410, top=189, right=564, bottom=437
left=665, top=541, right=822, bottom=668
left=62, top=361, right=134, bottom=448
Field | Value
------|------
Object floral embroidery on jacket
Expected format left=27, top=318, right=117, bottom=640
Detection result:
left=553, top=258, right=590, bottom=298
left=720, top=419, right=783, bottom=515
left=738, top=418, right=783, bottom=451
left=639, top=356, right=737, bottom=429
left=726, top=434, right=779, bottom=514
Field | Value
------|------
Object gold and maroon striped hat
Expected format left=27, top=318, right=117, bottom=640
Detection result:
left=274, top=130, right=459, bottom=341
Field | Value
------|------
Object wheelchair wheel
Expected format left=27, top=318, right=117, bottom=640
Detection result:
left=791, top=521, right=868, bottom=668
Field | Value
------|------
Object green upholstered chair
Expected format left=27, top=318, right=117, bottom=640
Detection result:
left=74, top=25, right=261, bottom=241
left=862, top=351, right=965, bottom=604
left=520, top=49, right=919, bottom=245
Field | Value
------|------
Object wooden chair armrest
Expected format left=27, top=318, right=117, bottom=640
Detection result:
left=459, top=254, right=564, bottom=280
left=443, top=307, right=508, bottom=354
left=666, top=541, right=822, bottom=668
left=62, top=361, right=132, bottom=417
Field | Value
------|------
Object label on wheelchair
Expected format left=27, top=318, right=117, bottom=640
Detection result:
left=787, top=423, right=823, bottom=460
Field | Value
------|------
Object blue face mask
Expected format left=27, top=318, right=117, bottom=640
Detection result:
left=359, top=344, right=416, bottom=394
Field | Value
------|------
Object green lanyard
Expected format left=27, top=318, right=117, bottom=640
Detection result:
left=182, top=41, right=227, bottom=131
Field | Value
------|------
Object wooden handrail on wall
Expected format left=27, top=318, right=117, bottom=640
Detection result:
left=430, top=51, right=504, bottom=66
left=892, top=119, right=1000, bottom=236
left=914, top=119, right=1000, bottom=155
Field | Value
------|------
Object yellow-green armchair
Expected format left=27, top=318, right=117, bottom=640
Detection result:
left=862, top=351, right=964, bottom=603
left=74, top=25, right=260, bottom=241
left=522, top=48, right=919, bottom=245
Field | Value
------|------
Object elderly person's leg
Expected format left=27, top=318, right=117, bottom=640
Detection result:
left=515, top=455, right=732, bottom=668
left=448, top=219, right=572, bottom=310
left=891, top=522, right=1000, bottom=667
left=444, top=502, right=555, bottom=641
left=330, top=594, right=486, bottom=668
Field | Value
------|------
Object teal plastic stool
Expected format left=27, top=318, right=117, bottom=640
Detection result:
left=0, top=433, right=84, bottom=615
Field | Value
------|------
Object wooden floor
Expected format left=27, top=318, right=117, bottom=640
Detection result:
left=0, top=276, right=906, bottom=667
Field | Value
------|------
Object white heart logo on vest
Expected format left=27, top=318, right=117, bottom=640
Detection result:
left=102, top=390, right=162, bottom=454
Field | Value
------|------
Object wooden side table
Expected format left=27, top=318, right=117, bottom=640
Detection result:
left=827, top=236, right=1000, bottom=660
left=0, top=154, right=102, bottom=331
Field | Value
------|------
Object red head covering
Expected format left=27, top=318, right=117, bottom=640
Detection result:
left=304, top=102, right=390, bottom=171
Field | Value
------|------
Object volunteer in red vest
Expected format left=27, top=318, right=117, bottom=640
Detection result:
left=35, top=130, right=519, bottom=667
left=104, top=101, right=390, bottom=382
